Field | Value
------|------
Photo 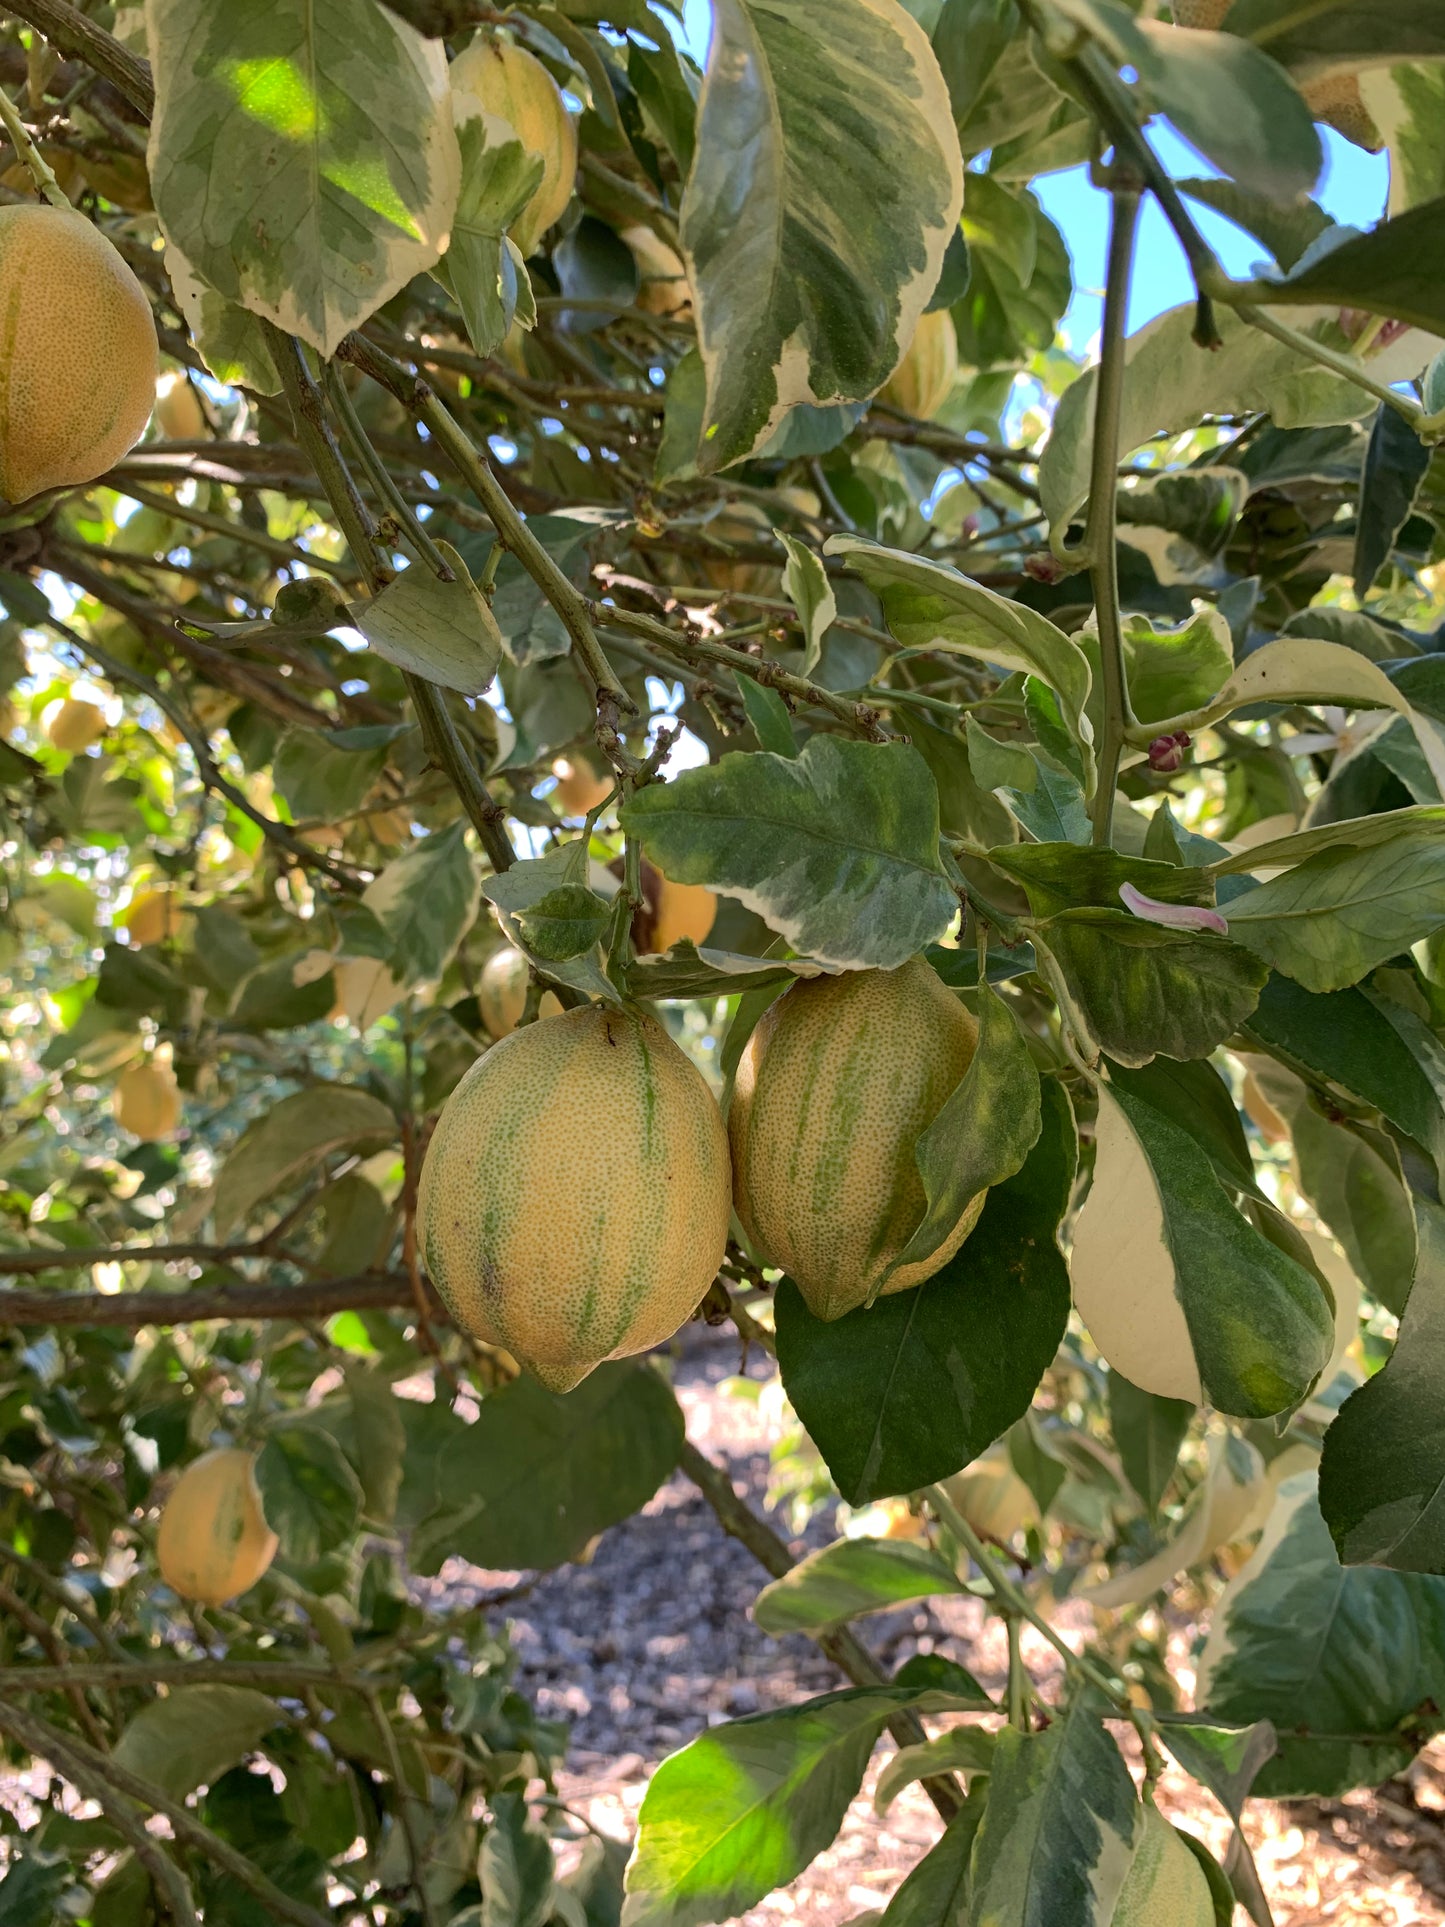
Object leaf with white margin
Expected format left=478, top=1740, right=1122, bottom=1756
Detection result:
left=146, top=0, right=460, bottom=357
left=618, top=737, right=957, bottom=971
left=1223, top=828, right=1445, bottom=992
left=1039, top=302, right=1443, bottom=541
left=1070, top=1084, right=1334, bottom=1416
left=827, top=536, right=1094, bottom=776
left=779, top=534, right=835, bottom=677
left=1208, top=803, right=1445, bottom=878
left=681, top=0, right=962, bottom=473
left=1195, top=639, right=1445, bottom=798
left=164, top=245, right=280, bottom=394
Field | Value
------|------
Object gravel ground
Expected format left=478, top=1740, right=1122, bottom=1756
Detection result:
left=437, top=1328, right=1445, bottom=1927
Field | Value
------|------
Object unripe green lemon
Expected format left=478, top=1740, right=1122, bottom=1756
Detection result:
left=418, top=1004, right=732, bottom=1391
left=0, top=204, right=157, bottom=503
left=879, top=309, right=959, bottom=420
left=450, top=35, right=577, bottom=256
left=729, top=959, right=982, bottom=1320
left=156, top=1448, right=278, bottom=1606
left=1113, top=1809, right=1215, bottom=1927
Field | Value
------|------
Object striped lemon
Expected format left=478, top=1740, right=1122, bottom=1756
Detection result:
left=418, top=1004, right=731, bottom=1391
left=730, top=958, right=981, bottom=1321
left=0, top=204, right=157, bottom=503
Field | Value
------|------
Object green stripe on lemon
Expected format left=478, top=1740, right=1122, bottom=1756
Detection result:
left=418, top=1004, right=731, bottom=1391
left=729, top=958, right=981, bottom=1321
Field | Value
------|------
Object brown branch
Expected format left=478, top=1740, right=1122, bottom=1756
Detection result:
left=0, top=1698, right=331, bottom=1927
left=0, top=1272, right=426, bottom=1328
left=2, top=0, right=153, bottom=117
left=678, top=1440, right=964, bottom=1823
left=0, top=1240, right=278, bottom=1274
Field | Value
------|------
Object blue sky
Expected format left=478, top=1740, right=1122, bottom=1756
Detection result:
left=670, top=0, right=1389, bottom=346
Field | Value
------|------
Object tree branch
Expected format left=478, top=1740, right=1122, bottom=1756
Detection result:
left=1, top=0, right=153, bottom=117
left=0, top=1697, right=332, bottom=1927
left=0, top=1272, right=426, bottom=1327
left=678, top=1440, right=964, bottom=1823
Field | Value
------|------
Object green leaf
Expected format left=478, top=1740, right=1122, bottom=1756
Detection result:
left=411, top=1362, right=684, bottom=1573
left=954, top=185, right=1072, bottom=368
left=1224, top=827, right=1445, bottom=992
left=776, top=1078, right=1075, bottom=1504
left=619, top=738, right=957, bottom=970
left=1032, top=911, right=1266, bottom=1066
left=965, top=1690, right=1139, bottom=1927
left=1206, top=804, right=1445, bottom=879
left=1040, top=304, right=1399, bottom=539
left=1176, top=176, right=1331, bottom=272
left=273, top=724, right=393, bottom=825
left=623, top=1685, right=967, bottom=1927
left=1062, top=0, right=1319, bottom=198
left=989, top=845, right=1215, bottom=920
left=484, top=845, right=610, bottom=961
left=733, top=671, right=797, bottom=758
left=1319, top=1200, right=1445, bottom=1572
left=1115, top=609, right=1233, bottom=729
left=879, top=1793, right=988, bottom=1922
left=753, top=1537, right=969, bottom=1637
left=113, top=1686, right=282, bottom=1800
left=354, top=544, right=503, bottom=696
left=830, top=538, right=1093, bottom=775
left=1235, top=196, right=1445, bottom=338
left=0, top=1855, right=69, bottom=1927
left=1198, top=1473, right=1445, bottom=1796
left=255, top=1422, right=363, bottom=1566
left=874, top=1731, right=996, bottom=1814
left=779, top=535, right=835, bottom=677
left=1250, top=1057, right=1417, bottom=1315
left=442, top=113, right=543, bottom=358
left=656, top=347, right=706, bottom=486
left=364, top=820, right=480, bottom=984
left=967, top=722, right=1089, bottom=843
left=1070, top=1083, right=1334, bottom=1416
left=1224, top=0, right=1445, bottom=70
left=480, top=1791, right=560, bottom=1927
left=344, top=1364, right=405, bottom=1524
left=147, top=0, right=459, bottom=356
left=1107, top=1371, right=1193, bottom=1520
left=1354, top=403, right=1432, bottom=598
left=1107, top=1055, right=1257, bottom=1193
left=884, top=980, right=1041, bottom=1286
left=213, top=1084, right=397, bottom=1237
left=1243, top=973, right=1445, bottom=1186
left=681, top=0, right=962, bottom=470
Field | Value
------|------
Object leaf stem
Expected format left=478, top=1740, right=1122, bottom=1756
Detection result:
left=1087, top=181, right=1142, bottom=847
left=1235, top=302, right=1427, bottom=426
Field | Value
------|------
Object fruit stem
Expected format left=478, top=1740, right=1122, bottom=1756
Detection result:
left=1086, top=178, right=1142, bottom=847
left=0, top=82, right=68, bottom=208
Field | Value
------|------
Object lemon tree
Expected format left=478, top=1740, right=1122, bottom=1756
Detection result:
left=0, top=0, right=1441, bottom=1921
